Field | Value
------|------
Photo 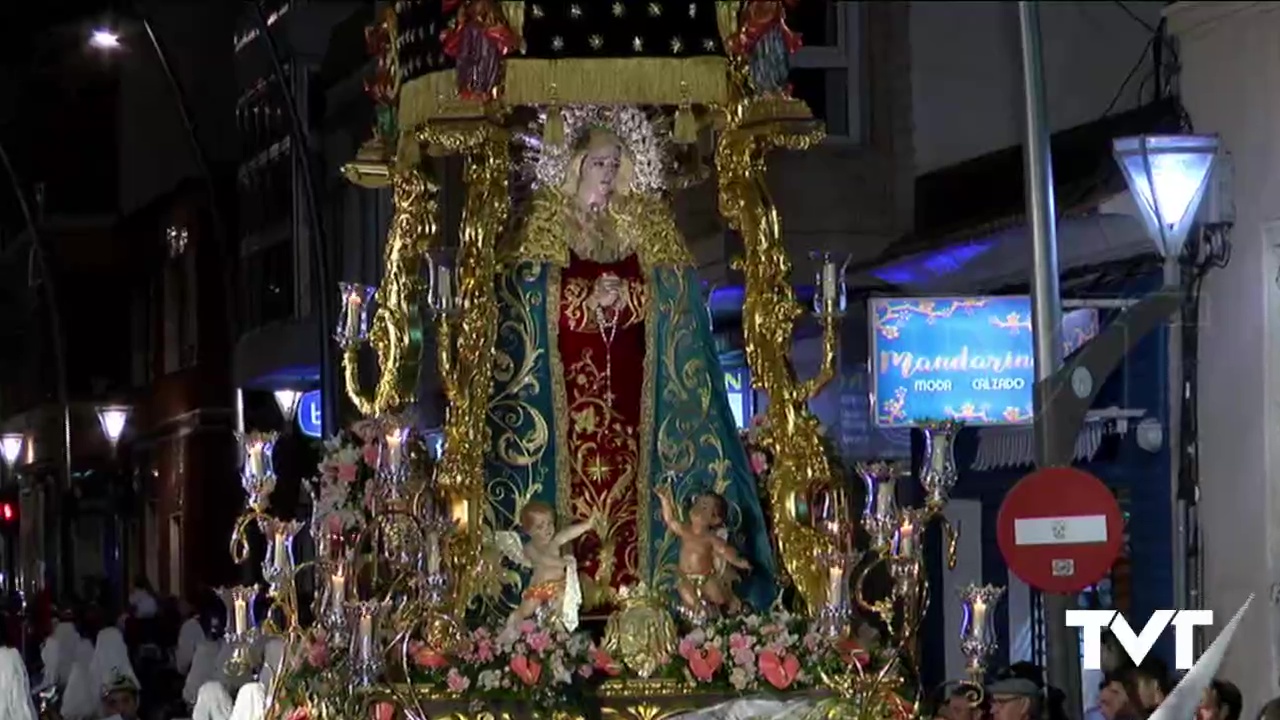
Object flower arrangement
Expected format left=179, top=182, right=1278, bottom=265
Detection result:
left=309, top=419, right=432, bottom=533
left=665, top=610, right=869, bottom=693
left=404, top=621, right=614, bottom=709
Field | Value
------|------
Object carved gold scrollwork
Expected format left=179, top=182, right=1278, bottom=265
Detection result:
left=415, top=119, right=511, bottom=614
left=714, top=97, right=832, bottom=613
left=343, top=167, right=438, bottom=417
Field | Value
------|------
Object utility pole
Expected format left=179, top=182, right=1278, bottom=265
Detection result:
left=1018, top=3, right=1082, bottom=716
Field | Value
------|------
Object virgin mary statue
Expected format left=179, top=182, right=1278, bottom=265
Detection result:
left=486, top=106, right=777, bottom=612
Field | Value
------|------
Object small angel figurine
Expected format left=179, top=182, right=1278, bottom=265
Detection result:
left=654, top=485, right=751, bottom=617
left=492, top=501, right=597, bottom=632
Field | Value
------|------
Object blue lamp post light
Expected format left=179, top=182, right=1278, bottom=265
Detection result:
left=1035, top=134, right=1223, bottom=467
left=1112, top=134, right=1220, bottom=257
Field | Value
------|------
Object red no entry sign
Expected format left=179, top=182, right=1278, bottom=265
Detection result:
left=996, top=466, right=1124, bottom=594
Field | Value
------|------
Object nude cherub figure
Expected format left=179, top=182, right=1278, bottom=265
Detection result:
left=654, top=485, right=752, bottom=616
left=499, top=501, right=598, bottom=632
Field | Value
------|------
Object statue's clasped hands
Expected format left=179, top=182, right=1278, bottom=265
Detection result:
left=591, top=273, right=622, bottom=310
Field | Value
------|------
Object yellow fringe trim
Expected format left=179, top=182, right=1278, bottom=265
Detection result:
left=716, top=2, right=740, bottom=47
left=396, top=56, right=730, bottom=133
left=500, top=1, right=526, bottom=52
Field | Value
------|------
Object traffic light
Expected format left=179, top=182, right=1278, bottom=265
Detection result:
left=0, top=503, right=13, bottom=523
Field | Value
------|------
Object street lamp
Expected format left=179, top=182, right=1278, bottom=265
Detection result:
left=1112, top=134, right=1219, bottom=257
left=95, top=406, right=131, bottom=451
left=89, top=28, right=122, bottom=50
left=0, top=435, right=22, bottom=472
left=273, top=390, right=302, bottom=426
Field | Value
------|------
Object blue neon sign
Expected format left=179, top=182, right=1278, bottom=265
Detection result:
left=869, top=296, right=1099, bottom=428
left=297, top=391, right=323, bottom=438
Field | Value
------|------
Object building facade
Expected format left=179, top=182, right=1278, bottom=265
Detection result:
left=1167, top=2, right=1280, bottom=713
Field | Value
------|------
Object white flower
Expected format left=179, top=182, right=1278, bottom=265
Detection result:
left=729, top=666, right=753, bottom=691
left=477, top=670, right=502, bottom=690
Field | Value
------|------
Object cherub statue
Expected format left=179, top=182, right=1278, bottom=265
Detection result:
left=492, top=501, right=598, bottom=632
left=654, top=485, right=752, bottom=617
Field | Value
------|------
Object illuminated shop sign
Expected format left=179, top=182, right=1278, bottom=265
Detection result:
left=869, top=296, right=1098, bottom=428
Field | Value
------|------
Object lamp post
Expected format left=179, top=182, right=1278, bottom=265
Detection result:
left=273, top=390, right=303, bottom=429
left=0, top=435, right=22, bottom=477
left=1018, top=2, right=1220, bottom=708
left=1113, top=134, right=1219, bottom=639
left=94, top=405, right=132, bottom=604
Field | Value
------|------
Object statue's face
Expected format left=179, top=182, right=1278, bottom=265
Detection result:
left=524, top=509, right=555, bottom=544
left=576, top=135, right=623, bottom=212
left=690, top=495, right=723, bottom=531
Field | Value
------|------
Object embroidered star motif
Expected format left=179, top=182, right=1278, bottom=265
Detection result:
left=670, top=37, right=684, bottom=54
left=632, top=36, right=643, bottom=52
left=587, top=456, right=613, bottom=483
left=530, top=4, right=543, bottom=19
left=551, top=35, right=564, bottom=51
left=612, top=2, right=625, bottom=17
left=689, top=2, right=698, bottom=18
left=702, top=38, right=717, bottom=51
left=589, top=34, right=604, bottom=50
left=569, top=4, right=582, bottom=19
left=647, top=2, right=662, bottom=17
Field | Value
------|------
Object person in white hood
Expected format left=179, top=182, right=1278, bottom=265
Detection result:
left=184, top=639, right=223, bottom=707
left=39, top=621, right=80, bottom=689
left=176, top=612, right=206, bottom=674
left=229, top=682, right=267, bottom=720
left=0, top=646, right=38, bottom=720
left=193, top=681, right=235, bottom=720
left=92, top=627, right=141, bottom=720
left=59, top=639, right=97, bottom=720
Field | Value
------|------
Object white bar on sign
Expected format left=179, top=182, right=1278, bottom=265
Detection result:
left=1013, top=515, right=1108, bottom=545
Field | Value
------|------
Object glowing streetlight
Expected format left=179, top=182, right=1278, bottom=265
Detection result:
left=89, top=28, right=122, bottom=50
left=1112, top=134, right=1220, bottom=257
left=0, top=435, right=23, bottom=472
left=95, top=405, right=131, bottom=449
left=273, top=390, right=302, bottom=426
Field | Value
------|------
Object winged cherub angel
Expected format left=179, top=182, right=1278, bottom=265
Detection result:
left=492, top=501, right=599, bottom=632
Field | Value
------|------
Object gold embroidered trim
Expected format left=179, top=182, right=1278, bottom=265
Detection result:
left=501, top=190, right=693, bottom=271
left=637, top=270, right=659, bottom=587
left=561, top=277, right=647, bottom=333
left=546, top=263, right=571, bottom=520
left=397, top=56, right=729, bottom=130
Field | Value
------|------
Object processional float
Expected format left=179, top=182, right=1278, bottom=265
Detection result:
left=223, top=2, right=1005, bottom=718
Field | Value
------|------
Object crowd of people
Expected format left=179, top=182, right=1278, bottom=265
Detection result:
left=928, top=631, right=1246, bottom=720
left=0, top=576, right=281, bottom=720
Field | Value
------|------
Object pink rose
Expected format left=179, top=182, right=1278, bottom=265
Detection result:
left=306, top=637, right=330, bottom=668
left=518, top=620, right=537, bottom=635
left=362, top=443, right=380, bottom=467
left=750, top=451, right=769, bottom=474
left=527, top=631, right=551, bottom=653
left=728, top=633, right=753, bottom=652
left=445, top=668, right=470, bottom=692
left=337, top=462, right=358, bottom=483
left=472, top=638, right=494, bottom=662
left=732, top=647, right=756, bottom=668
left=678, top=637, right=698, bottom=659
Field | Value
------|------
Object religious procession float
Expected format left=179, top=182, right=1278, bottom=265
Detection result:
left=223, top=2, right=1005, bottom=718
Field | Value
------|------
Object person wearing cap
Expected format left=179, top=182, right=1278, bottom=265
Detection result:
left=988, top=676, right=1042, bottom=720
left=100, top=672, right=141, bottom=720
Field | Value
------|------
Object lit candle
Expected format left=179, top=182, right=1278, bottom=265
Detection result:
left=358, top=612, right=374, bottom=660
left=247, top=443, right=265, bottom=480
left=272, top=530, right=289, bottom=572
left=898, top=520, right=915, bottom=556
left=970, top=598, right=988, bottom=642
left=828, top=563, right=846, bottom=603
left=384, top=428, right=404, bottom=472
left=426, top=531, right=441, bottom=575
left=931, top=434, right=949, bottom=473
left=822, top=260, right=837, bottom=310
left=233, top=597, right=248, bottom=634
left=438, top=266, right=453, bottom=311
left=330, top=571, right=346, bottom=609
left=451, top=498, right=469, bottom=530
left=344, top=290, right=362, bottom=339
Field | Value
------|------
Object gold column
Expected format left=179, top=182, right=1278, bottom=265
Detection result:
left=715, top=98, right=834, bottom=613
left=343, top=167, right=439, bottom=417
left=416, top=120, right=510, bottom=614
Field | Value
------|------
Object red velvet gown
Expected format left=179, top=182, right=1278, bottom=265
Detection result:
left=556, top=253, right=647, bottom=596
